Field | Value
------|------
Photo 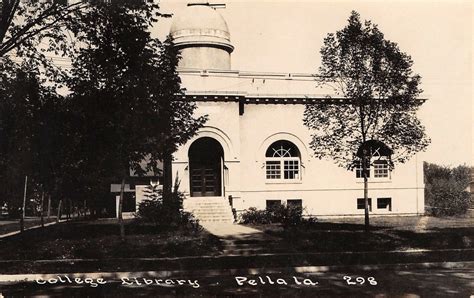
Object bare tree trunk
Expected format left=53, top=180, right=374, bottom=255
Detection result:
left=56, top=199, right=62, bottom=223
left=359, top=103, right=370, bottom=233
left=20, top=176, right=28, bottom=233
left=40, top=191, right=44, bottom=228
left=66, top=199, right=70, bottom=219
left=118, top=177, right=126, bottom=241
left=362, top=154, right=370, bottom=232
left=363, top=175, right=370, bottom=231
left=72, top=200, right=75, bottom=218
left=47, top=195, right=51, bottom=219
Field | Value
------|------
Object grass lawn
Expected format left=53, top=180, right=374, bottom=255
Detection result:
left=0, top=219, right=222, bottom=261
left=248, top=216, right=474, bottom=253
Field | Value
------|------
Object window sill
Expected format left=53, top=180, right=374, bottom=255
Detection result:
left=356, top=179, right=391, bottom=183
left=265, top=180, right=303, bottom=185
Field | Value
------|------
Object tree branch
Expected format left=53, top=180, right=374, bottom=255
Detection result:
left=0, top=0, right=20, bottom=44
left=0, top=1, right=87, bottom=57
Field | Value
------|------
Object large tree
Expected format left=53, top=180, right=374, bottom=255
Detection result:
left=0, top=58, right=66, bottom=218
left=150, top=36, right=206, bottom=212
left=66, top=1, right=204, bottom=239
left=0, top=0, right=93, bottom=222
left=303, top=11, right=430, bottom=230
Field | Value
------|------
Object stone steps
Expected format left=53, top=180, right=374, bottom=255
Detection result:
left=183, top=197, right=234, bottom=223
left=191, top=210, right=233, bottom=214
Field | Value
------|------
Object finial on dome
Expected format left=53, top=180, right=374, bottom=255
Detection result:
left=187, top=2, right=226, bottom=9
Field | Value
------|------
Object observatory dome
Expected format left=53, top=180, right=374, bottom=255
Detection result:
left=170, top=3, right=234, bottom=70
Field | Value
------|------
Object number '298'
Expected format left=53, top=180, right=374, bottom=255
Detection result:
left=343, top=276, right=377, bottom=286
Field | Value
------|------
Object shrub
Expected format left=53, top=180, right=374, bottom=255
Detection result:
left=424, top=162, right=472, bottom=216
left=239, top=204, right=317, bottom=227
left=135, top=183, right=201, bottom=231
left=239, top=207, right=273, bottom=224
left=426, top=178, right=471, bottom=217
left=269, top=204, right=304, bottom=228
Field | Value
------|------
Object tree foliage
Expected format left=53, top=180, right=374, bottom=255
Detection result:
left=1, top=0, right=85, bottom=56
left=66, top=0, right=164, bottom=177
left=304, top=11, right=429, bottom=168
left=1, top=0, right=90, bottom=85
left=1, top=0, right=90, bottom=218
left=0, top=58, right=66, bottom=216
left=0, top=1, right=205, bottom=223
left=65, top=1, right=205, bottom=236
left=424, top=162, right=471, bottom=216
left=148, top=36, right=207, bottom=206
left=303, top=11, right=430, bottom=230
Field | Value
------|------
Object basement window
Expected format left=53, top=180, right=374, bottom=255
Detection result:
left=377, top=198, right=392, bottom=211
left=357, top=198, right=372, bottom=212
left=266, top=200, right=282, bottom=210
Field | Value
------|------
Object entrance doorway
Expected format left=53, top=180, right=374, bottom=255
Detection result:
left=188, top=137, right=224, bottom=197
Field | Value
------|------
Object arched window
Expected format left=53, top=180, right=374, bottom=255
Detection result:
left=265, top=140, right=301, bottom=180
left=355, top=140, right=392, bottom=179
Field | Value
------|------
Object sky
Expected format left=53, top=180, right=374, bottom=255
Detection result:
left=153, top=0, right=473, bottom=167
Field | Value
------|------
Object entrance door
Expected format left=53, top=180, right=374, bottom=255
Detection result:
left=188, top=137, right=224, bottom=197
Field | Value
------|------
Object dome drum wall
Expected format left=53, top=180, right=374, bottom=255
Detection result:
left=179, top=47, right=231, bottom=70
left=170, top=4, right=234, bottom=70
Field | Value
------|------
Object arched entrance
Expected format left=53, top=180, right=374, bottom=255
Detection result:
left=188, top=137, right=224, bottom=197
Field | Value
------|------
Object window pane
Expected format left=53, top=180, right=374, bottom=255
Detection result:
left=283, top=160, right=299, bottom=179
left=266, top=161, right=281, bottom=179
left=374, top=160, right=389, bottom=178
left=265, top=140, right=300, bottom=157
left=355, top=160, right=370, bottom=178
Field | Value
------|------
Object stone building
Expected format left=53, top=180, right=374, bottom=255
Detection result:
left=132, top=3, right=425, bottom=222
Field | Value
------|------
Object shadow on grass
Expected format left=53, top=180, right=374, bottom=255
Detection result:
left=254, top=221, right=474, bottom=253
left=0, top=219, right=224, bottom=261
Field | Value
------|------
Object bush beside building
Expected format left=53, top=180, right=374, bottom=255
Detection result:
left=424, top=162, right=471, bottom=216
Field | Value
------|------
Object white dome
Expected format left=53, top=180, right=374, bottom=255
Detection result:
left=170, top=4, right=234, bottom=54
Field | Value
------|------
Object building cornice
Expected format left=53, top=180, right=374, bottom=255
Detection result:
left=180, top=92, right=428, bottom=105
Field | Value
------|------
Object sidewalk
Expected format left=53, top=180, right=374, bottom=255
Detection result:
left=1, top=247, right=473, bottom=275
left=1, top=260, right=472, bottom=285
left=0, top=217, right=59, bottom=239
left=202, top=222, right=290, bottom=256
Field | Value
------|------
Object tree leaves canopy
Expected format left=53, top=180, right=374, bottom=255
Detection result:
left=66, top=1, right=205, bottom=187
left=303, top=11, right=430, bottom=168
